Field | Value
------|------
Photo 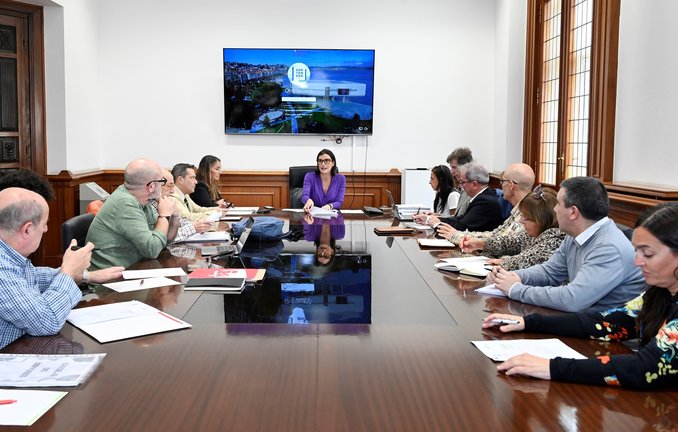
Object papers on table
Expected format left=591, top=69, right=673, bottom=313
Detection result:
left=0, top=389, right=67, bottom=426
left=474, top=284, right=506, bottom=297
left=180, top=230, right=231, bottom=243
left=404, top=222, right=434, bottom=231
left=338, top=209, right=363, bottom=214
left=282, top=208, right=304, bottom=213
left=220, top=216, right=242, bottom=221
left=122, top=268, right=186, bottom=279
left=103, top=277, right=181, bottom=293
left=471, top=339, right=587, bottom=362
left=310, top=206, right=338, bottom=218
left=67, top=301, right=191, bottom=343
left=224, top=207, right=258, bottom=216
left=0, top=353, right=105, bottom=387
left=185, top=268, right=247, bottom=292
left=418, top=238, right=455, bottom=248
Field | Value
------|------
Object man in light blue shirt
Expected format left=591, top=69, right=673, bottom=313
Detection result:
left=0, top=188, right=90, bottom=348
left=489, top=177, right=644, bottom=312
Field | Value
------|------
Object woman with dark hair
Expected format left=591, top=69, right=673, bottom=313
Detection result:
left=430, top=165, right=459, bottom=217
left=191, top=155, right=230, bottom=208
left=482, top=202, right=678, bottom=389
left=301, top=149, right=346, bottom=213
left=463, top=186, right=565, bottom=270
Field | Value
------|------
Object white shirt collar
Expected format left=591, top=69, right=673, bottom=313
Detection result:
left=469, top=187, right=489, bottom=203
left=574, top=216, right=610, bottom=246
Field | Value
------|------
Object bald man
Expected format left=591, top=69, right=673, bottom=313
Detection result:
left=432, top=163, right=535, bottom=246
left=0, top=188, right=88, bottom=348
left=87, top=158, right=180, bottom=269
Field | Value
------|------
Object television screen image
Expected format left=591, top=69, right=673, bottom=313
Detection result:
left=223, top=48, right=375, bottom=135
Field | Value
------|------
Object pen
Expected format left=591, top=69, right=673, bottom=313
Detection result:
left=0, top=399, right=17, bottom=405
left=71, top=245, right=99, bottom=251
left=490, top=318, right=520, bottom=325
left=139, top=279, right=145, bottom=287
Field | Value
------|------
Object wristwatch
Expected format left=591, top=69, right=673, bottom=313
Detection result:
left=82, top=270, right=89, bottom=284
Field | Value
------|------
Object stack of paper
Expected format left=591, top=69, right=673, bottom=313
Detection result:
left=185, top=268, right=248, bottom=293
left=417, top=238, right=455, bottom=248
left=310, top=206, right=338, bottom=218
left=67, top=301, right=191, bottom=343
left=179, top=231, right=231, bottom=243
left=474, top=284, right=506, bottom=297
left=224, top=207, right=259, bottom=216
left=0, top=353, right=105, bottom=387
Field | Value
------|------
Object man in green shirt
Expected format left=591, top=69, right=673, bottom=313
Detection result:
left=86, top=158, right=180, bottom=269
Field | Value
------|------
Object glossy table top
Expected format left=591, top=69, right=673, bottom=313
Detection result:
left=2, top=214, right=677, bottom=431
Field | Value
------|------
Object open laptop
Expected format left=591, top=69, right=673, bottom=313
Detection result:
left=386, top=189, right=429, bottom=221
left=207, top=216, right=255, bottom=262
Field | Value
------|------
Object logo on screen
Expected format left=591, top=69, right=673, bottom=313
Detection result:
left=288, top=63, right=311, bottom=86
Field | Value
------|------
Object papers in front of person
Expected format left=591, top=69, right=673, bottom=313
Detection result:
left=0, top=353, right=105, bottom=387
left=67, top=301, right=191, bottom=343
left=417, top=238, right=455, bottom=248
left=404, top=221, right=434, bottom=231
left=474, top=284, right=506, bottom=297
left=471, top=339, right=587, bottom=362
left=310, top=206, right=338, bottom=218
left=122, top=268, right=187, bottom=279
left=434, top=256, right=490, bottom=277
left=180, top=230, right=231, bottom=243
left=224, top=207, right=258, bottom=216
left=103, top=277, right=181, bottom=293
left=0, top=389, right=67, bottom=426
left=339, top=209, right=364, bottom=214
left=205, top=211, right=221, bottom=222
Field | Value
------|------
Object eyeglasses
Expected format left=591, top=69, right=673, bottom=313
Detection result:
left=458, top=179, right=475, bottom=187
left=499, top=178, right=517, bottom=186
left=533, top=184, right=546, bottom=201
left=317, top=158, right=333, bottom=165
left=146, top=177, right=167, bottom=187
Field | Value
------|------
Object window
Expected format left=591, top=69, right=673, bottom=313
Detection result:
left=523, top=0, right=620, bottom=186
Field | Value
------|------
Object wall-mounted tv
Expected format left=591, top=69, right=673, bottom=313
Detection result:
left=223, top=48, right=375, bottom=135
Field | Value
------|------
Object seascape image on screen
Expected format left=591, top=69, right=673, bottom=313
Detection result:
left=224, top=48, right=375, bottom=135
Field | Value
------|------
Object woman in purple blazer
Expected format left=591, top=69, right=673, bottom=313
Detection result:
left=301, top=149, right=346, bottom=212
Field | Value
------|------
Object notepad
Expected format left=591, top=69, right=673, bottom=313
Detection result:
left=418, top=238, right=455, bottom=248
left=67, top=301, right=191, bottom=343
left=0, top=389, right=67, bottom=426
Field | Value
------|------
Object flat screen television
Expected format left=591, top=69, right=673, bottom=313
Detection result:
left=223, top=48, right=375, bottom=135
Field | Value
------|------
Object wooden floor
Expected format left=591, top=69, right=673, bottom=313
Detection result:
left=2, top=213, right=677, bottom=431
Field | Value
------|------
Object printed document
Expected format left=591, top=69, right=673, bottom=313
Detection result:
left=471, top=339, right=587, bottom=362
left=0, top=353, right=105, bottom=387
left=0, top=389, right=67, bottom=426
left=103, top=277, right=181, bottom=293
left=122, top=268, right=186, bottom=279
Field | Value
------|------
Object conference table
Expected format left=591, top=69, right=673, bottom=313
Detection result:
left=2, top=212, right=677, bottom=431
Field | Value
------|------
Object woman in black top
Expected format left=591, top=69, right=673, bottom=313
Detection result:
left=482, top=202, right=678, bottom=389
left=191, top=155, right=229, bottom=208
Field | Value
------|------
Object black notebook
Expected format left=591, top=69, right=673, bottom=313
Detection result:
left=184, top=277, right=246, bottom=292
left=362, top=206, right=384, bottom=215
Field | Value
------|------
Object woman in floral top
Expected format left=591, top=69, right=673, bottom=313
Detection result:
left=465, top=186, right=565, bottom=270
left=482, top=202, right=678, bottom=389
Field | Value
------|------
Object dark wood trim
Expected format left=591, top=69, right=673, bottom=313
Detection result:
left=522, top=0, right=541, bottom=177
left=588, top=0, right=620, bottom=182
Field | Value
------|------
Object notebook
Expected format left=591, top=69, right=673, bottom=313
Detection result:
left=374, top=226, right=415, bottom=236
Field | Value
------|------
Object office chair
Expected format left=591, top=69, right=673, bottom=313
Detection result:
left=288, top=165, right=316, bottom=208
left=61, top=213, right=95, bottom=252
left=495, top=188, right=514, bottom=220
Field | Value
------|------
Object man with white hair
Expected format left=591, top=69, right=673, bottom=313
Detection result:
left=87, top=158, right=179, bottom=269
left=0, top=188, right=89, bottom=348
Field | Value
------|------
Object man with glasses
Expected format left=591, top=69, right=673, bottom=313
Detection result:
left=87, top=158, right=179, bottom=269
left=446, top=147, right=473, bottom=216
left=488, top=176, right=644, bottom=312
left=437, top=163, right=535, bottom=246
left=419, top=162, right=503, bottom=234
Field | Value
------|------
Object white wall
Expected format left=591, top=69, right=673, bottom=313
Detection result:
left=42, top=0, right=510, bottom=174
left=614, top=0, right=678, bottom=188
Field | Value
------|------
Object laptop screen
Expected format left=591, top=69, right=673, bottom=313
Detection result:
left=386, top=189, right=396, bottom=209
left=234, top=216, right=255, bottom=253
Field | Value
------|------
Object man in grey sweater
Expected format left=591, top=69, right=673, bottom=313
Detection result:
left=488, top=176, right=644, bottom=312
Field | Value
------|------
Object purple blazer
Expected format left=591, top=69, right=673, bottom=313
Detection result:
left=301, top=172, right=346, bottom=209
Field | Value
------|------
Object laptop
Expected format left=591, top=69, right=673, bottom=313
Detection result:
left=207, top=216, right=255, bottom=261
left=386, top=189, right=428, bottom=221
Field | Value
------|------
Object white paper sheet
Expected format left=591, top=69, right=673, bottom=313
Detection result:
left=180, top=231, right=231, bottom=243
left=122, top=268, right=186, bottom=279
left=0, top=353, right=105, bottom=387
left=310, top=206, right=338, bottom=218
left=474, top=284, right=506, bottom=297
left=103, top=277, right=181, bottom=293
left=417, top=239, right=455, bottom=248
left=67, top=301, right=191, bottom=343
left=205, top=211, right=221, bottom=222
left=471, top=338, right=587, bottom=362
left=337, top=209, right=364, bottom=214
left=0, top=389, right=67, bottom=426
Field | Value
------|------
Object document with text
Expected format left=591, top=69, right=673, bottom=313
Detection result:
left=0, top=353, right=105, bottom=387
left=471, top=338, right=586, bottom=362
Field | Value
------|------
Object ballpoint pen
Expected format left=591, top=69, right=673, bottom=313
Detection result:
left=490, top=318, right=520, bottom=325
left=71, top=245, right=100, bottom=251
left=0, top=399, right=17, bottom=405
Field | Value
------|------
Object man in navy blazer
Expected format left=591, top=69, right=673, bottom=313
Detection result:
left=422, top=162, right=503, bottom=233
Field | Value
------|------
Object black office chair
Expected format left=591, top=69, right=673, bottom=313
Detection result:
left=61, top=213, right=95, bottom=252
left=288, top=165, right=316, bottom=208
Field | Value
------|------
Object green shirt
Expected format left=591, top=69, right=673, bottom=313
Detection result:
left=86, top=185, right=167, bottom=270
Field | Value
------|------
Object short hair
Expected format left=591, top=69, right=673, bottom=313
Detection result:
left=446, top=147, right=473, bottom=165
left=560, top=176, right=609, bottom=221
left=463, top=162, right=489, bottom=185
left=171, top=163, right=195, bottom=180
left=0, top=199, right=44, bottom=233
left=314, top=148, right=339, bottom=176
left=0, top=169, right=55, bottom=201
left=519, top=186, right=558, bottom=234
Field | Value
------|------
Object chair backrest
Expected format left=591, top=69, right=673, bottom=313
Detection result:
left=61, top=213, right=95, bottom=252
left=288, top=165, right=316, bottom=208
